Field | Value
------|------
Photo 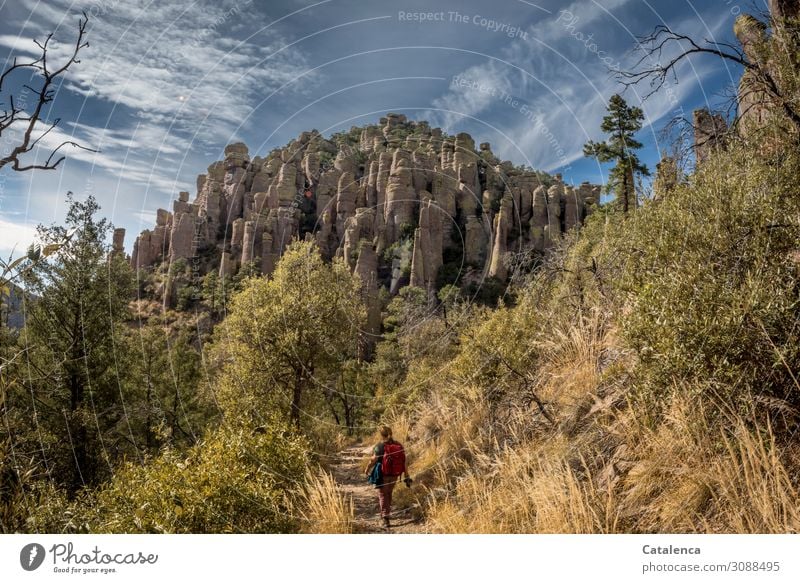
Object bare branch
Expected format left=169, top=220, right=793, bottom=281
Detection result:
left=0, top=11, right=93, bottom=172
left=617, top=19, right=800, bottom=133
left=11, top=140, right=96, bottom=172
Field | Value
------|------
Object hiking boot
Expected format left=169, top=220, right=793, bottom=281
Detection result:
left=383, top=517, right=390, bottom=529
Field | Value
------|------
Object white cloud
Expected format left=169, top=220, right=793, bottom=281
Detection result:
left=0, top=34, right=41, bottom=58
left=0, top=0, right=313, bottom=168
left=0, top=217, right=37, bottom=258
left=426, top=0, right=734, bottom=171
left=17, top=122, right=190, bottom=194
left=431, top=62, right=514, bottom=130
left=0, top=0, right=317, bottom=242
left=12, top=0, right=314, bottom=139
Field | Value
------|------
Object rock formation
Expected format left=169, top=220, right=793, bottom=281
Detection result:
left=131, top=114, right=600, bottom=308
left=693, top=109, right=728, bottom=164
left=729, top=2, right=800, bottom=139
left=112, top=228, right=126, bottom=257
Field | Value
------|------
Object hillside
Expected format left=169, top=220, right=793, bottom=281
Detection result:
left=2, top=1, right=799, bottom=537
left=125, top=115, right=600, bottom=325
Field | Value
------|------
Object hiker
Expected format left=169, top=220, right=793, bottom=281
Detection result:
left=365, top=426, right=411, bottom=528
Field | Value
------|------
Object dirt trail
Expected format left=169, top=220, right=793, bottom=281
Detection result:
left=330, top=443, right=425, bottom=534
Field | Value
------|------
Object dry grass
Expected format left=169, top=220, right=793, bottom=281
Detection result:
left=296, top=470, right=354, bottom=534
left=705, top=421, right=800, bottom=533
left=615, top=395, right=800, bottom=533
left=407, top=314, right=800, bottom=534
left=427, top=436, right=618, bottom=533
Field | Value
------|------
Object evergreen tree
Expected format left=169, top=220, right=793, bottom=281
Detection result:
left=22, top=194, right=133, bottom=493
left=119, top=322, right=211, bottom=451
left=583, top=94, right=650, bottom=213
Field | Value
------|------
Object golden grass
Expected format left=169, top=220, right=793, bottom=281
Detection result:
left=428, top=437, right=617, bottom=533
left=409, top=314, right=800, bottom=534
left=296, top=470, right=354, bottom=534
left=705, top=421, right=800, bottom=533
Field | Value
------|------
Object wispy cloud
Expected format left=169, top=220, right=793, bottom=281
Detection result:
left=0, top=0, right=318, bottom=247
left=425, top=0, right=735, bottom=171
left=6, top=0, right=313, bottom=136
left=0, top=217, right=37, bottom=258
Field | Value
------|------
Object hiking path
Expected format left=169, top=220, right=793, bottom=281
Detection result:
left=329, top=442, right=426, bottom=534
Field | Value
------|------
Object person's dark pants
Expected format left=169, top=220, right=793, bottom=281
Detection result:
left=378, top=476, right=399, bottom=518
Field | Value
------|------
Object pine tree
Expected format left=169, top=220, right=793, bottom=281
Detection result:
left=583, top=94, right=650, bottom=213
left=22, top=194, right=133, bottom=492
left=118, top=322, right=210, bottom=451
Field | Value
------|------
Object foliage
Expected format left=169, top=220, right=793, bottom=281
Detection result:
left=16, top=194, right=133, bottom=492
left=584, top=94, right=650, bottom=213
left=368, top=286, right=464, bottom=412
left=56, top=424, right=310, bottom=533
left=118, top=321, right=214, bottom=451
left=213, top=241, right=366, bottom=431
left=611, top=144, right=800, bottom=409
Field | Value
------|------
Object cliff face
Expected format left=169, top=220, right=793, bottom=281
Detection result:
left=128, top=114, right=599, bottom=304
left=677, top=2, right=800, bottom=181
left=1, top=284, right=26, bottom=329
left=737, top=6, right=800, bottom=129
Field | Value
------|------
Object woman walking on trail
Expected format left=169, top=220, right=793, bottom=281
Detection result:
left=365, top=426, right=411, bottom=529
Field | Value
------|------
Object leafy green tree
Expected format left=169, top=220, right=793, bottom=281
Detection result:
left=322, top=359, right=371, bottom=435
left=200, top=271, right=227, bottom=318
left=583, top=94, right=650, bottom=214
left=1, top=238, right=76, bottom=530
left=21, top=194, right=133, bottom=492
left=214, top=241, right=366, bottom=430
left=368, top=286, right=463, bottom=411
left=119, top=322, right=212, bottom=451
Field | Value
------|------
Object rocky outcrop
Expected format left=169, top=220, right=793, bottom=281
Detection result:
left=488, top=193, right=513, bottom=281
left=384, top=149, right=417, bottom=244
left=112, top=228, right=126, bottom=257
left=731, top=2, right=800, bottom=138
left=409, top=197, right=443, bottom=290
left=131, top=114, right=600, bottom=305
left=693, top=109, right=728, bottom=164
left=131, top=209, right=170, bottom=270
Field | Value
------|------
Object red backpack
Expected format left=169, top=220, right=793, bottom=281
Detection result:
left=382, top=440, right=406, bottom=477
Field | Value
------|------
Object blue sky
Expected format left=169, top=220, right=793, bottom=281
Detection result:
left=0, top=0, right=758, bottom=255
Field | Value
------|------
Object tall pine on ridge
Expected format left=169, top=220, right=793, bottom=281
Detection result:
left=583, top=94, right=650, bottom=213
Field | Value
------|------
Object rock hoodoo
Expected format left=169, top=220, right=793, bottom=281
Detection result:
left=689, top=0, right=800, bottom=162
left=130, top=114, right=600, bottom=305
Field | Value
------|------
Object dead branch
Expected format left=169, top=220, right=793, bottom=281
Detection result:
left=0, top=11, right=96, bottom=172
left=616, top=22, right=800, bottom=133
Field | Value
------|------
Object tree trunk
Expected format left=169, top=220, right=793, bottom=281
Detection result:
left=340, top=392, right=354, bottom=435
left=291, top=369, right=303, bottom=429
left=69, top=314, right=88, bottom=494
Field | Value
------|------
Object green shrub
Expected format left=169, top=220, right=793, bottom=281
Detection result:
left=69, top=424, right=310, bottom=533
left=601, top=144, right=800, bottom=409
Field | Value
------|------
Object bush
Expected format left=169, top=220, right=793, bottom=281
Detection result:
left=606, top=144, right=800, bottom=410
left=68, top=424, right=310, bottom=533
